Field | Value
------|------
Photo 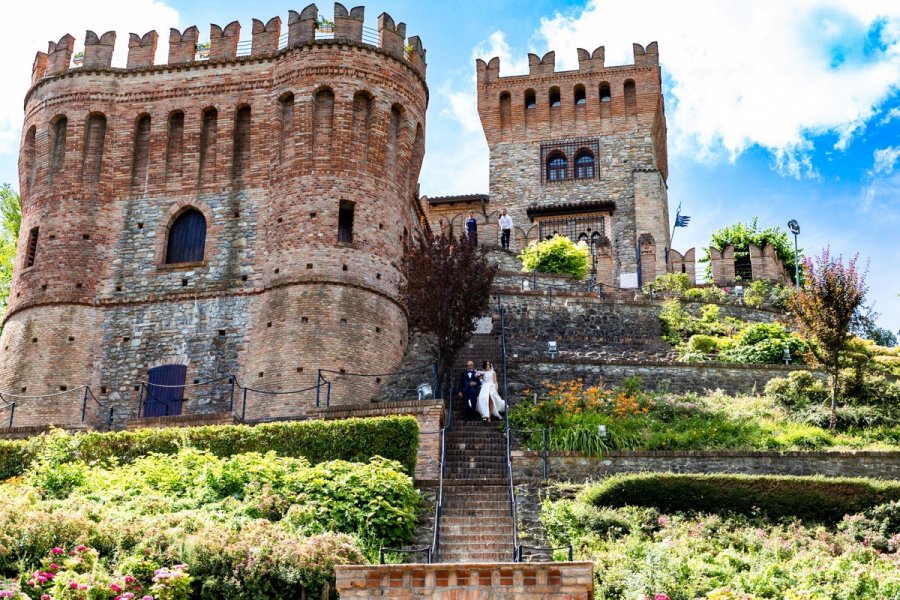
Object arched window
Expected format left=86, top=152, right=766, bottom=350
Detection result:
left=574, top=84, right=586, bottom=105
left=524, top=89, right=536, bottom=109
left=599, top=82, right=611, bottom=103
left=198, top=108, right=218, bottom=184
left=49, top=116, right=68, bottom=185
left=575, top=151, right=595, bottom=179
left=549, top=87, right=561, bottom=108
left=547, top=153, right=567, bottom=182
left=279, top=93, right=295, bottom=162
left=166, top=209, right=206, bottom=264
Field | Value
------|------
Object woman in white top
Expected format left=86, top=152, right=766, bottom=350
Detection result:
left=476, top=360, right=506, bottom=421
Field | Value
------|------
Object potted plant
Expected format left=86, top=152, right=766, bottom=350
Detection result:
left=196, top=41, right=210, bottom=60
left=73, top=51, right=84, bottom=67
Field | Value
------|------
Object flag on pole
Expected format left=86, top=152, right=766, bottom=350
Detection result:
left=675, top=214, right=691, bottom=227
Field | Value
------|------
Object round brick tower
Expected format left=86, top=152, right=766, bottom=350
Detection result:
left=2, top=3, right=428, bottom=428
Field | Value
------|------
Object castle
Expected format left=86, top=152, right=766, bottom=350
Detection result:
left=2, top=2, right=689, bottom=429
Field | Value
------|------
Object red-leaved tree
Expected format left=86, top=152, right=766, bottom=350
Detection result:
left=787, top=248, right=868, bottom=430
left=400, top=228, right=497, bottom=393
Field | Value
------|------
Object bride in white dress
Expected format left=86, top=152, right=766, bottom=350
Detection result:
left=476, top=360, right=506, bottom=421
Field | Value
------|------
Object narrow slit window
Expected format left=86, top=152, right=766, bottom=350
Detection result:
left=198, top=108, right=218, bottom=184
left=624, top=80, right=637, bottom=116
left=23, top=126, right=36, bottom=194
left=82, top=113, right=107, bottom=184
left=499, top=92, right=511, bottom=130
left=26, top=227, right=39, bottom=267
left=132, top=115, right=151, bottom=189
left=232, top=105, right=251, bottom=182
left=338, top=201, right=354, bottom=244
left=279, top=93, right=294, bottom=161
left=351, top=92, right=373, bottom=162
left=49, top=116, right=68, bottom=184
left=166, top=111, right=185, bottom=181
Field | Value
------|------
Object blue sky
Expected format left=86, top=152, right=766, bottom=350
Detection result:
left=1, top=0, right=899, bottom=332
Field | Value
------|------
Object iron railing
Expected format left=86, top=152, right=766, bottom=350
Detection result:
left=515, top=544, right=573, bottom=562
left=206, top=26, right=389, bottom=60
left=235, top=379, right=326, bottom=423
left=318, top=361, right=439, bottom=405
left=0, top=395, right=14, bottom=429
left=81, top=386, right=115, bottom=431
left=0, top=387, right=97, bottom=430
left=379, top=546, right=432, bottom=564
left=136, top=375, right=235, bottom=419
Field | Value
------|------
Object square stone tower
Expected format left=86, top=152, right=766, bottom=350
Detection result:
left=476, top=43, right=670, bottom=288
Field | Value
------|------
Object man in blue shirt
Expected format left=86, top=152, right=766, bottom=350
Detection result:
left=465, top=211, right=478, bottom=246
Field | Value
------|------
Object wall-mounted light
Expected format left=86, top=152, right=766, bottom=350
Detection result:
left=782, top=348, right=792, bottom=366
left=598, top=425, right=608, bottom=440
left=417, top=383, right=433, bottom=401
left=547, top=341, right=558, bottom=359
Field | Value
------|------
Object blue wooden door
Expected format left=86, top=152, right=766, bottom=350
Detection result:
left=145, top=365, right=187, bottom=417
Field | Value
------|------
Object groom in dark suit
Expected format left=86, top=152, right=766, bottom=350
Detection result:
left=457, top=360, right=481, bottom=421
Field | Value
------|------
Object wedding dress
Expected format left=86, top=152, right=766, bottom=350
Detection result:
left=476, top=369, right=506, bottom=419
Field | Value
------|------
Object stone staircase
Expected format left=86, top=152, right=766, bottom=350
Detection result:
left=438, top=418, right=515, bottom=563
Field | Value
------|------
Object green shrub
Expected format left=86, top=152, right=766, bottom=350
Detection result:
left=0, top=416, right=419, bottom=482
left=518, top=235, right=591, bottom=280
left=652, top=273, right=693, bottom=296
left=764, top=370, right=828, bottom=407
left=686, top=334, right=720, bottom=354
left=580, top=473, right=900, bottom=523
left=743, top=279, right=770, bottom=307
left=719, top=322, right=807, bottom=364
left=0, top=438, right=35, bottom=481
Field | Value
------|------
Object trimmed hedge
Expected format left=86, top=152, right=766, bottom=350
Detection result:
left=0, top=416, right=418, bottom=481
left=582, top=473, right=900, bottom=523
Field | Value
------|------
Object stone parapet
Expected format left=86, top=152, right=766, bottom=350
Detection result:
left=336, top=562, right=594, bottom=599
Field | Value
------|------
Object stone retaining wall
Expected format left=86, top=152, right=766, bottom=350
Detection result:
left=510, top=359, right=819, bottom=396
left=335, top=562, right=594, bottom=599
left=512, top=450, right=900, bottom=481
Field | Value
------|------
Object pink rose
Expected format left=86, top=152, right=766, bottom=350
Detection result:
left=51, top=547, right=64, bottom=555
left=655, top=594, right=671, bottom=600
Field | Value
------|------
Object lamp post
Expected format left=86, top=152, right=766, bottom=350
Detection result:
left=787, top=219, right=800, bottom=287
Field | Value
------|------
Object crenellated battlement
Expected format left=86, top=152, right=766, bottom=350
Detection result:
left=28, top=2, right=427, bottom=85
left=477, top=42, right=658, bottom=84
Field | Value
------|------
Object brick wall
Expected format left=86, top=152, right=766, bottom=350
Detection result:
left=335, top=562, right=594, bottom=599
left=3, top=9, right=429, bottom=428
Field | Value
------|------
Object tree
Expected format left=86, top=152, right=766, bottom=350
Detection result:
left=400, top=228, right=497, bottom=393
left=787, top=248, right=868, bottom=430
left=701, top=218, right=801, bottom=282
left=0, top=184, right=21, bottom=317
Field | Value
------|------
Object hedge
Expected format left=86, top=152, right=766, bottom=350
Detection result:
left=0, top=415, right=419, bottom=481
left=581, top=472, right=900, bottom=523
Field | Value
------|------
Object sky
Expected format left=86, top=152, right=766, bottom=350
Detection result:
left=1, top=0, right=898, bottom=332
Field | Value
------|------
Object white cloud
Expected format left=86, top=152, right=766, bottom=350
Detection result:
left=526, top=0, right=900, bottom=177
left=872, top=145, right=900, bottom=174
left=881, top=106, right=900, bottom=124
left=0, top=1, right=180, bottom=158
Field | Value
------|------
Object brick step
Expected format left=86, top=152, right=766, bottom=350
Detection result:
left=440, top=517, right=514, bottom=527
left=443, top=500, right=510, bottom=510
left=443, top=480, right=508, bottom=487
left=439, top=540, right=513, bottom=551
left=439, top=533, right=513, bottom=543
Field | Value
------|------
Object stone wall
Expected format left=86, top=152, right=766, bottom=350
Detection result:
left=512, top=359, right=818, bottom=396
left=4, top=8, right=429, bottom=428
left=512, top=450, right=900, bottom=481
left=336, top=562, right=594, bottom=599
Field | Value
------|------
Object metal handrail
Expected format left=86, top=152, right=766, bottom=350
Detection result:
left=0, top=386, right=88, bottom=399
left=0, top=395, right=15, bottom=429
left=515, top=544, right=573, bottom=562
left=431, top=425, right=446, bottom=562
left=81, top=386, right=115, bottom=431
left=236, top=379, right=325, bottom=422
left=497, top=295, right=518, bottom=561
